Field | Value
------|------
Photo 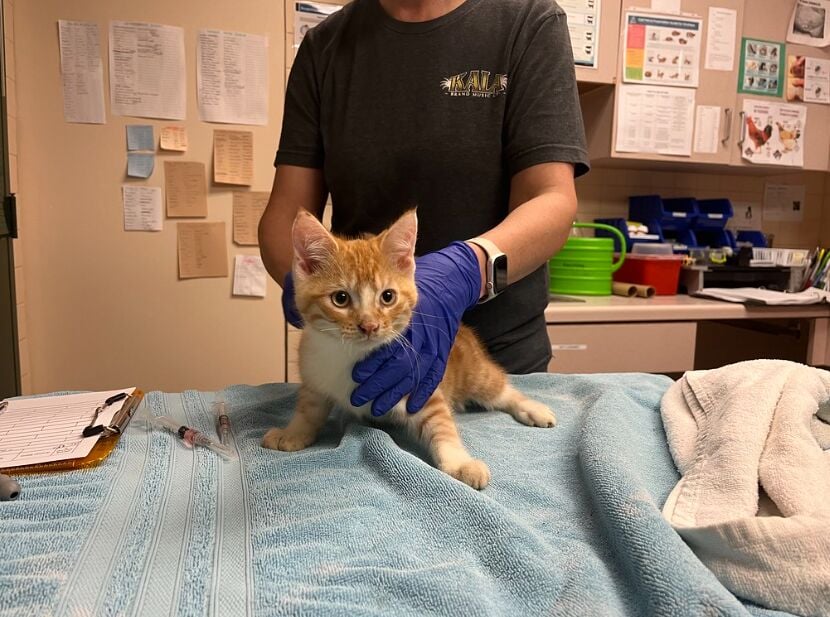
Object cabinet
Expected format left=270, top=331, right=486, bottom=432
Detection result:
left=580, top=0, right=830, bottom=172
left=730, top=1, right=830, bottom=171
left=547, top=322, right=696, bottom=373
left=573, top=0, right=623, bottom=86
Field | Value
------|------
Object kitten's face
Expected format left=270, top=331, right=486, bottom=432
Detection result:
left=291, top=210, right=418, bottom=350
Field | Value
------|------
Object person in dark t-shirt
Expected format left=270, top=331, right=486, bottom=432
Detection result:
left=260, top=0, right=589, bottom=416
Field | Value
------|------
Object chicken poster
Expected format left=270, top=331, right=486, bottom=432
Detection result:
left=741, top=100, right=807, bottom=167
left=738, top=38, right=785, bottom=97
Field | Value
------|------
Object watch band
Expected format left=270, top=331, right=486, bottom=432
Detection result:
left=466, top=237, right=508, bottom=303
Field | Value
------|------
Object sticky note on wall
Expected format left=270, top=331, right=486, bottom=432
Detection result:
left=233, top=255, right=267, bottom=297
left=122, top=185, right=163, bottom=231
left=213, top=129, right=253, bottom=185
left=177, top=222, right=229, bottom=279
left=127, top=152, right=155, bottom=178
left=165, top=161, right=208, bottom=218
left=126, top=124, right=155, bottom=151
left=160, top=126, right=188, bottom=151
left=232, top=191, right=269, bottom=245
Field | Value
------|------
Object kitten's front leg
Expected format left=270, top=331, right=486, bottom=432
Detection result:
left=408, top=390, right=490, bottom=490
left=262, top=384, right=331, bottom=452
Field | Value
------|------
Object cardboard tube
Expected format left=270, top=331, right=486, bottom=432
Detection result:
left=612, top=282, right=637, bottom=297
left=615, top=281, right=656, bottom=298
left=632, top=283, right=656, bottom=298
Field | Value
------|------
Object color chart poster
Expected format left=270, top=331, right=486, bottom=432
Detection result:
left=623, top=12, right=702, bottom=88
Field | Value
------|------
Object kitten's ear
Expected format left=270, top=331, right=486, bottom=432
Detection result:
left=381, top=210, right=417, bottom=274
left=292, top=210, right=336, bottom=278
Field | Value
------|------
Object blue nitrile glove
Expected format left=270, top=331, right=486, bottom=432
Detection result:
left=282, top=271, right=304, bottom=328
left=350, top=241, right=482, bottom=416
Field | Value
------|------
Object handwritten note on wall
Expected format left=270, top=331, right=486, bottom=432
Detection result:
left=233, top=255, right=267, bottom=297
left=160, top=126, right=188, bottom=151
left=177, top=222, right=229, bottom=279
left=197, top=29, right=269, bottom=126
left=164, top=161, right=208, bottom=218
left=109, top=21, right=186, bottom=120
left=232, top=191, right=269, bottom=245
left=122, top=185, right=162, bottom=231
left=213, top=129, right=253, bottom=185
left=58, top=20, right=106, bottom=124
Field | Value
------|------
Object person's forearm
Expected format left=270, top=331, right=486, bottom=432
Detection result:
left=258, top=200, right=299, bottom=285
left=258, top=166, right=328, bottom=285
left=466, top=189, right=577, bottom=298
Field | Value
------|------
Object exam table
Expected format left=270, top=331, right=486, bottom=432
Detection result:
left=0, top=374, right=796, bottom=616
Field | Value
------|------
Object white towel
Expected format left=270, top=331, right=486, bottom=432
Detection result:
left=661, top=360, right=830, bottom=617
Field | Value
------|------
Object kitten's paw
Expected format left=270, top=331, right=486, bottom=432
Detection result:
left=261, top=427, right=314, bottom=452
left=446, top=459, right=491, bottom=490
left=514, top=399, right=557, bottom=428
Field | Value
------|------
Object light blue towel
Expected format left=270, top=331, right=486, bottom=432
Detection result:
left=0, top=375, right=794, bottom=616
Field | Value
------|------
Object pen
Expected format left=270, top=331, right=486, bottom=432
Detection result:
left=82, top=391, right=130, bottom=437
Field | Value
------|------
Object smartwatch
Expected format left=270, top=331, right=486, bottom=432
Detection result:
left=466, top=237, right=508, bottom=303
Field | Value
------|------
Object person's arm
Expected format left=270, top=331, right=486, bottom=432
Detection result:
left=258, top=165, right=328, bottom=286
left=465, top=161, right=577, bottom=298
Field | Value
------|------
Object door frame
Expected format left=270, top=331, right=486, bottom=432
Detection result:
left=0, top=0, right=20, bottom=398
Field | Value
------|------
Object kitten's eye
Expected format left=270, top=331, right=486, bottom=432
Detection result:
left=380, top=289, right=397, bottom=306
left=330, top=291, right=350, bottom=307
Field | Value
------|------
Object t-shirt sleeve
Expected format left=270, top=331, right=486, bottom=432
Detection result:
left=503, top=10, right=590, bottom=178
left=274, top=35, right=324, bottom=168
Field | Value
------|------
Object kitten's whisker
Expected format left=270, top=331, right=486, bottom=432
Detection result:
left=411, top=322, right=453, bottom=343
left=411, top=310, right=443, bottom=319
left=391, top=332, right=421, bottom=383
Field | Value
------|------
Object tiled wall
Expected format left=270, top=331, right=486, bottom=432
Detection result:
left=575, top=168, right=828, bottom=249
left=3, top=0, right=28, bottom=394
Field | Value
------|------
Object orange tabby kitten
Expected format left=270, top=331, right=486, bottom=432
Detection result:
left=262, top=210, right=556, bottom=489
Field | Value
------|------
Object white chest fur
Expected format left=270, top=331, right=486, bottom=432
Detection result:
left=299, top=328, right=406, bottom=419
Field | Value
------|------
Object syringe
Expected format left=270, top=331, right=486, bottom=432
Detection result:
left=212, top=397, right=232, bottom=448
left=150, top=415, right=237, bottom=460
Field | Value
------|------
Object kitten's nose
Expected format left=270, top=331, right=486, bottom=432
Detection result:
left=358, top=321, right=379, bottom=335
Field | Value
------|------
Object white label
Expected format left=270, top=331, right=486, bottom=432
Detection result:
left=552, top=344, right=588, bottom=351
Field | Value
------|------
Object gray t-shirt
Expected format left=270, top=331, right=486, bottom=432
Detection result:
left=276, top=0, right=589, bottom=373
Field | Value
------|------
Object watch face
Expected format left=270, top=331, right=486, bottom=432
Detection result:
left=493, top=254, right=508, bottom=293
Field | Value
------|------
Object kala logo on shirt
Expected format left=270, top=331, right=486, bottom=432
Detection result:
left=441, top=70, right=508, bottom=97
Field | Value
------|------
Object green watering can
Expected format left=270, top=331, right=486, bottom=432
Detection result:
left=548, top=222, right=627, bottom=296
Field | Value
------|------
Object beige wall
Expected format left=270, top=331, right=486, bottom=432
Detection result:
left=14, top=0, right=286, bottom=393
left=8, top=0, right=830, bottom=395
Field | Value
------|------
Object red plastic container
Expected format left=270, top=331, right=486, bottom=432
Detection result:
left=613, top=254, right=684, bottom=295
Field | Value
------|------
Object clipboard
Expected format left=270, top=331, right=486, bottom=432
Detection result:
left=0, top=389, right=144, bottom=476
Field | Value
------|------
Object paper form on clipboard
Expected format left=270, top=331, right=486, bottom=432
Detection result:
left=0, top=388, right=136, bottom=469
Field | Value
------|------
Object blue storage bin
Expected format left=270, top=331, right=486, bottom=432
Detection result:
left=696, top=199, right=733, bottom=229
left=736, top=230, right=767, bottom=247
left=660, top=198, right=699, bottom=230
left=694, top=228, right=736, bottom=249
left=593, top=218, right=665, bottom=252
left=659, top=227, right=698, bottom=252
left=629, top=195, right=699, bottom=232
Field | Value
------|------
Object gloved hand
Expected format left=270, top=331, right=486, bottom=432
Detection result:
left=282, top=271, right=304, bottom=328
left=350, top=241, right=482, bottom=416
